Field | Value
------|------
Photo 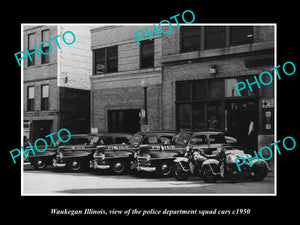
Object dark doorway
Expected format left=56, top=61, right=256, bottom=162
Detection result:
left=108, top=109, right=140, bottom=133
left=225, top=100, right=258, bottom=149
left=31, top=120, right=52, bottom=143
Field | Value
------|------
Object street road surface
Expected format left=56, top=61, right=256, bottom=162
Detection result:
left=22, top=166, right=274, bottom=195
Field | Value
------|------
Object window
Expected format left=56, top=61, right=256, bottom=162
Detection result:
left=129, top=134, right=143, bottom=145
left=181, top=26, right=201, bottom=52
left=190, top=135, right=207, bottom=145
left=94, top=48, right=105, bottom=74
left=65, top=137, right=91, bottom=145
left=159, top=135, right=174, bottom=144
left=224, top=77, right=258, bottom=97
left=175, top=133, right=191, bottom=145
left=205, top=26, right=226, bottom=49
left=41, top=84, right=49, bottom=111
left=98, top=136, right=113, bottom=145
left=177, top=82, right=191, bottom=101
left=41, top=30, right=50, bottom=64
left=115, top=137, right=130, bottom=144
left=107, top=47, right=118, bottom=73
left=193, top=104, right=205, bottom=129
left=143, top=136, right=159, bottom=144
left=27, top=86, right=34, bottom=111
left=207, top=103, right=221, bottom=129
left=192, top=81, right=206, bottom=100
left=208, top=79, right=223, bottom=98
left=93, top=46, right=118, bottom=74
left=209, top=134, right=226, bottom=144
left=230, top=26, right=254, bottom=46
left=28, top=33, right=35, bottom=66
left=140, top=40, right=154, bottom=68
left=178, top=104, right=192, bottom=130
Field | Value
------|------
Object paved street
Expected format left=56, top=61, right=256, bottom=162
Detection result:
left=22, top=165, right=274, bottom=195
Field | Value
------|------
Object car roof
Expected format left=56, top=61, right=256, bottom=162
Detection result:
left=89, top=132, right=132, bottom=137
left=69, top=134, right=92, bottom=137
left=178, top=129, right=225, bottom=135
left=134, top=131, right=177, bottom=136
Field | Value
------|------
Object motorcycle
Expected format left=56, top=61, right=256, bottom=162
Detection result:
left=201, top=148, right=269, bottom=183
left=172, top=147, right=214, bottom=181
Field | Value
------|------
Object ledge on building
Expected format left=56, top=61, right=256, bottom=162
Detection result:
left=161, top=41, right=274, bottom=64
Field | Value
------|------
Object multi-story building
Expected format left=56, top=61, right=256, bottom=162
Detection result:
left=23, top=25, right=92, bottom=142
left=90, top=25, right=163, bottom=133
left=161, top=25, right=275, bottom=151
left=90, top=24, right=275, bottom=152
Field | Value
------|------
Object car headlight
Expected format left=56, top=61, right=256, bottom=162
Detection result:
left=94, top=152, right=105, bottom=160
left=146, top=155, right=151, bottom=161
left=57, top=152, right=63, bottom=159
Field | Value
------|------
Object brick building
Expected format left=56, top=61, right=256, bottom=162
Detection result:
left=23, top=25, right=92, bottom=142
left=161, top=25, right=275, bottom=151
left=90, top=24, right=275, bottom=151
left=90, top=25, right=163, bottom=133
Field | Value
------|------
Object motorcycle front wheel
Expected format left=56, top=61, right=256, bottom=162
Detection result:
left=201, top=164, right=221, bottom=183
left=251, top=164, right=268, bottom=181
left=172, top=162, right=190, bottom=181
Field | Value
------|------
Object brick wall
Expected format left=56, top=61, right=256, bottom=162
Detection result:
left=90, top=25, right=163, bottom=132
left=59, top=87, right=90, bottom=134
left=162, top=52, right=274, bottom=131
left=58, top=25, right=92, bottom=90
left=92, top=84, right=161, bottom=132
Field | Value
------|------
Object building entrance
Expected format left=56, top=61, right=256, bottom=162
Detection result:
left=176, top=78, right=259, bottom=149
left=225, top=100, right=258, bottom=149
left=31, top=120, right=52, bottom=143
left=108, top=109, right=140, bottom=133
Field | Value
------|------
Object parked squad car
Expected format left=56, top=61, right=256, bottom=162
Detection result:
left=90, top=133, right=133, bottom=174
left=131, top=131, right=180, bottom=177
left=54, top=133, right=132, bottom=172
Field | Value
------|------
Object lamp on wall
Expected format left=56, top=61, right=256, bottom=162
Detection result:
left=141, top=79, right=149, bottom=125
left=209, top=65, right=217, bottom=75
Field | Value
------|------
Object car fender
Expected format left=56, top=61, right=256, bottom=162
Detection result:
left=252, top=158, right=270, bottom=169
left=202, top=158, right=219, bottom=166
left=61, top=151, right=92, bottom=159
left=173, top=157, right=189, bottom=163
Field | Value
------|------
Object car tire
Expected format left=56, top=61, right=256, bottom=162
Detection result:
left=156, top=161, right=172, bottom=177
left=172, top=162, right=190, bottom=181
left=201, top=164, right=220, bottom=183
left=251, top=164, right=268, bottom=181
left=67, top=159, right=84, bottom=172
left=110, top=160, right=129, bottom=175
left=32, top=159, right=47, bottom=170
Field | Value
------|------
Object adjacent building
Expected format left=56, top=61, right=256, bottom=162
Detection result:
left=161, top=25, right=275, bottom=151
left=90, top=24, right=275, bottom=152
left=23, top=25, right=92, bottom=142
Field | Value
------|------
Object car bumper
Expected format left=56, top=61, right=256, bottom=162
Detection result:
left=53, top=159, right=67, bottom=168
left=90, top=159, right=110, bottom=170
left=131, top=161, right=156, bottom=172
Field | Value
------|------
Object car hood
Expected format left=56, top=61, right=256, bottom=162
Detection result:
left=95, top=144, right=137, bottom=153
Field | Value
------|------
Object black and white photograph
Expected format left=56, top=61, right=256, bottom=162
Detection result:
left=3, top=5, right=298, bottom=221
left=21, top=24, right=276, bottom=195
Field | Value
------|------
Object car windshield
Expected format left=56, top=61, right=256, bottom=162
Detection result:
left=129, top=134, right=143, bottom=145
left=175, top=133, right=191, bottom=145
left=209, top=134, right=226, bottom=144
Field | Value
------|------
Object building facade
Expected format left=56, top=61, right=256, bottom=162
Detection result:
left=161, top=25, right=275, bottom=151
left=90, top=24, right=275, bottom=152
left=23, top=25, right=92, bottom=142
left=90, top=26, right=163, bottom=133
